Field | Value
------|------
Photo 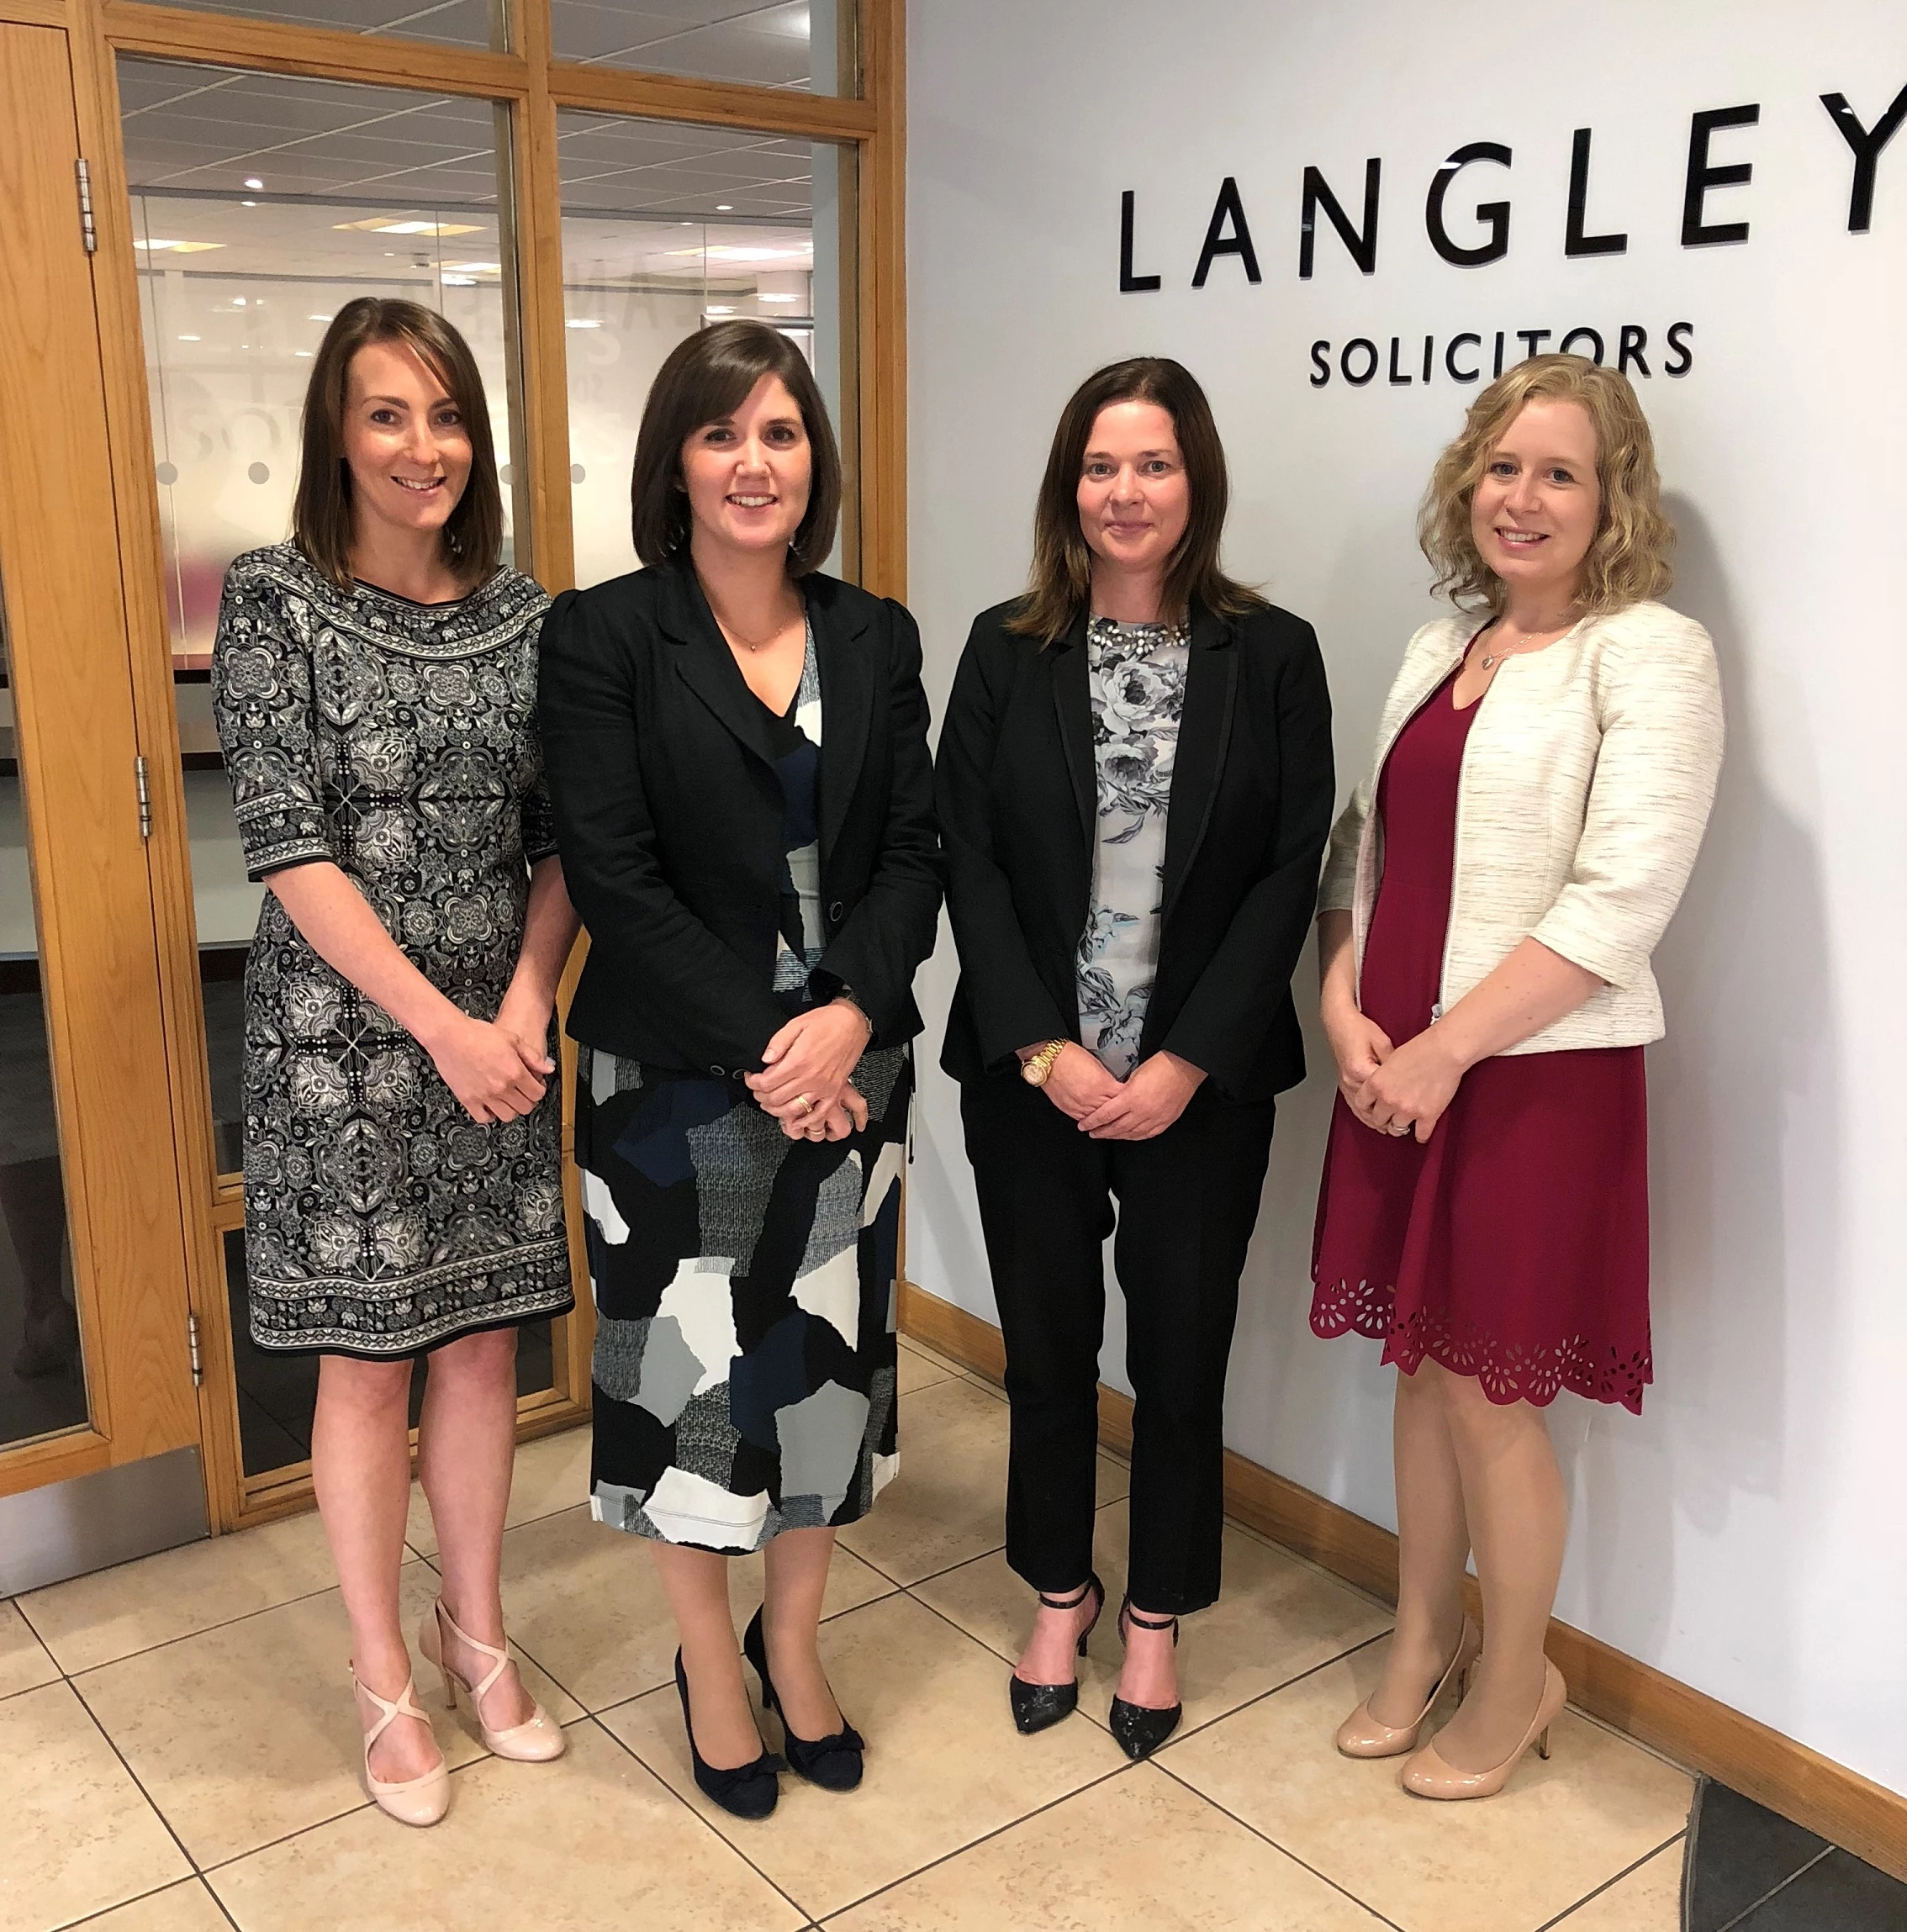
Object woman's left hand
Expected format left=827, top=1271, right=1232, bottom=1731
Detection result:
left=1351, top=1029, right=1466, bottom=1143
left=1074, top=1051, right=1206, bottom=1141
left=747, top=999, right=871, bottom=1119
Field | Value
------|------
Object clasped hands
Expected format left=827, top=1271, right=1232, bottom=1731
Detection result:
left=1322, top=998, right=1466, bottom=1143
left=1037, top=1043, right=1205, bottom=1140
left=426, top=990, right=557, bottom=1125
left=745, top=998, right=873, bottom=1142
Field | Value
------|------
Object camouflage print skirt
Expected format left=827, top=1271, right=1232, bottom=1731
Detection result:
left=576, top=1044, right=908, bottom=1554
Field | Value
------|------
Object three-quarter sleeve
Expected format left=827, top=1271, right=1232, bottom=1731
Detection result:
left=211, top=557, right=337, bottom=881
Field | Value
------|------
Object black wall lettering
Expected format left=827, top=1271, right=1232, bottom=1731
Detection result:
left=1425, top=141, right=1512, bottom=266
left=1192, top=176, right=1262, bottom=287
left=1559, top=325, right=1606, bottom=362
left=1683, top=104, right=1760, bottom=245
left=1119, top=189, right=1162, bottom=292
left=1493, top=330, right=1506, bottom=377
left=1300, top=160, right=1381, bottom=277
left=1310, top=340, right=1332, bottom=387
left=1566, top=128, right=1629, bottom=256
left=1516, top=328, right=1553, bottom=358
left=1618, top=325, right=1651, bottom=377
left=1820, top=82, right=1907, bottom=233
left=1446, top=333, right=1482, bottom=382
left=1340, top=338, right=1379, bottom=386
left=1422, top=334, right=1434, bottom=383
left=1387, top=335, right=1413, bottom=384
left=1665, top=321, right=1696, bottom=376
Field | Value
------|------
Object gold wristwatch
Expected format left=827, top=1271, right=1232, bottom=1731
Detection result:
left=1020, top=1039, right=1067, bottom=1087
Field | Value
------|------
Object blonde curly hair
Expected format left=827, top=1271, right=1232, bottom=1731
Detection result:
left=1418, top=354, right=1675, bottom=615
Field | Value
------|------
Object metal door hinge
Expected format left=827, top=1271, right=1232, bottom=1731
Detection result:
left=135, top=755, right=151, bottom=837
left=187, top=1312, right=203, bottom=1387
left=76, top=159, right=97, bottom=256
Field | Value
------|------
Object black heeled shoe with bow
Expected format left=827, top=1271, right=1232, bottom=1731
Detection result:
left=674, top=1649, right=784, bottom=1819
left=742, top=1607, right=865, bottom=1792
left=1109, top=1597, right=1182, bottom=1760
left=1007, top=1572, right=1105, bottom=1736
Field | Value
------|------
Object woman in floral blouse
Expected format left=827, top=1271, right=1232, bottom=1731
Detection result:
left=936, top=358, right=1334, bottom=1758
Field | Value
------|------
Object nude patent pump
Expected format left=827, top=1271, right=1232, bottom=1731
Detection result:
left=1335, top=1615, right=1482, bottom=1758
left=420, top=1598, right=565, bottom=1762
left=354, top=1671, right=451, bottom=1827
left=1401, top=1658, right=1567, bottom=1800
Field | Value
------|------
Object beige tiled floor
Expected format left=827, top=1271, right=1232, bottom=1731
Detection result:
left=1, top=1338, right=1691, bottom=1932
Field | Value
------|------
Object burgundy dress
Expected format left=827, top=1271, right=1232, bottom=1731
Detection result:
left=1310, top=670, right=1653, bottom=1413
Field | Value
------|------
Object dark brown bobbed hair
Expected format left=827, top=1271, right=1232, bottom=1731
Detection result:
left=1008, top=356, right=1264, bottom=643
left=292, top=297, right=504, bottom=591
left=631, top=319, right=842, bottom=575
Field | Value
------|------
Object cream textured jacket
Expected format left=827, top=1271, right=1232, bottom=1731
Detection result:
left=1318, top=599, right=1723, bottom=1055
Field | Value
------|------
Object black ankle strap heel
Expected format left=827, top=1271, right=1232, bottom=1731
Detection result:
left=1109, top=1596, right=1183, bottom=1760
left=1007, top=1570, right=1105, bottom=1736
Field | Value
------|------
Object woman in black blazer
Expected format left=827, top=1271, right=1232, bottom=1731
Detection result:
left=938, top=357, right=1334, bottom=1759
left=539, top=322, right=939, bottom=1819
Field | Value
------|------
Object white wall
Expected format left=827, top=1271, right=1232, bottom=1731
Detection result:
left=906, top=0, right=1907, bottom=1795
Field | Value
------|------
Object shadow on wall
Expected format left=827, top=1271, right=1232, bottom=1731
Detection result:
left=1554, top=494, right=1839, bottom=1694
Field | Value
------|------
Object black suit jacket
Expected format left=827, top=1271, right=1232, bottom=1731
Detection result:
left=936, top=597, right=1334, bottom=1102
left=538, top=557, right=941, bottom=1075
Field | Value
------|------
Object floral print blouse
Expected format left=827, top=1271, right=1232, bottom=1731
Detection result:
left=1075, top=615, right=1190, bottom=1076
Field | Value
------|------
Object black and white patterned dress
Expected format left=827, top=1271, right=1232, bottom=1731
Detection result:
left=211, top=541, right=574, bottom=1356
left=577, top=627, right=906, bottom=1552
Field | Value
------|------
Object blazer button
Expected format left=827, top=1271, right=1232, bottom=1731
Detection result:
left=827, top=900, right=845, bottom=921
left=710, top=1064, right=726, bottom=1077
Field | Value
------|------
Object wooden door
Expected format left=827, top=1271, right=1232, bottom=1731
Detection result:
left=0, top=18, right=199, bottom=1497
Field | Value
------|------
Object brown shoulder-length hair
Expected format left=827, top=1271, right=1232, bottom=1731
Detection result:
left=1418, top=353, right=1675, bottom=616
left=292, top=297, right=504, bottom=590
left=1008, top=356, right=1264, bottom=643
left=630, top=319, right=841, bottom=574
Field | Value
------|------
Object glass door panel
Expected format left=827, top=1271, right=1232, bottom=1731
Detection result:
left=550, top=0, right=858, bottom=97
left=0, top=631, right=88, bottom=1452
left=118, top=56, right=557, bottom=1481
left=557, top=111, right=858, bottom=589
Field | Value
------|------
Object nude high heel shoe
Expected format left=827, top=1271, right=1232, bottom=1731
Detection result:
left=420, top=1599, right=566, bottom=1762
left=1335, top=1615, right=1482, bottom=1758
left=353, top=1671, right=451, bottom=1827
left=1401, top=1658, right=1567, bottom=1800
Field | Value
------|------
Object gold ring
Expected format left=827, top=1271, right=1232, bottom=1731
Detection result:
left=794, top=1093, right=815, bottom=1115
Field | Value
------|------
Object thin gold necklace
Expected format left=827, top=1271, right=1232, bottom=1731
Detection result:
left=1477, top=614, right=1572, bottom=670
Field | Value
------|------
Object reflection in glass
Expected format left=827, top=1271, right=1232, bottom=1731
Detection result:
left=120, top=58, right=526, bottom=1196
left=557, top=112, right=854, bottom=589
left=127, top=0, right=504, bottom=50
left=225, top=1232, right=556, bottom=1478
left=0, top=618, right=90, bottom=1449
left=551, top=0, right=856, bottom=97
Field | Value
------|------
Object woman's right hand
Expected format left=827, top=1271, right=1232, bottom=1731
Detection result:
left=1033, top=1042, right=1125, bottom=1122
left=425, top=1011, right=550, bottom=1124
left=1321, top=997, right=1394, bottom=1114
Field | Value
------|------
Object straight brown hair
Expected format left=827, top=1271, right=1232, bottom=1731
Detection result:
left=1008, top=356, right=1264, bottom=643
left=292, top=297, right=504, bottom=591
left=631, top=319, right=842, bottom=574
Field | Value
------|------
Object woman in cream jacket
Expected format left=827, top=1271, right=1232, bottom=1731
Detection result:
left=1311, top=356, right=1721, bottom=1801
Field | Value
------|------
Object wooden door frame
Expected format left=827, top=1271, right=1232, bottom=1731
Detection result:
left=0, top=0, right=906, bottom=1528
left=0, top=13, right=201, bottom=1501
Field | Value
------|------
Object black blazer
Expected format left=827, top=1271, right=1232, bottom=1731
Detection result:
left=538, top=557, right=941, bottom=1075
left=936, top=597, right=1334, bottom=1103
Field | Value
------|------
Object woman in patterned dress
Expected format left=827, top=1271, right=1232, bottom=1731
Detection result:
left=937, top=359, right=1335, bottom=1759
left=212, top=300, right=577, bottom=1826
left=539, top=322, right=938, bottom=1819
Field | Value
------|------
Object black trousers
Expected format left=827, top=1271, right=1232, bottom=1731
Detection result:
left=960, top=1073, right=1277, bottom=1616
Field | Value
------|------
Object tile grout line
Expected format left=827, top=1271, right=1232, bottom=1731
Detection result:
left=55, top=1871, right=238, bottom=1932
left=1710, top=1845, right=1839, bottom=1932
left=1147, top=1756, right=1411, bottom=1932
left=578, top=1708, right=821, bottom=1927
left=1531, top=1829, right=1688, bottom=1929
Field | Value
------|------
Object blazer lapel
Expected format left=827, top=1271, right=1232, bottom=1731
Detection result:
left=1160, top=604, right=1237, bottom=921
left=1050, top=613, right=1094, bottom=850
left=812, top=577, right=874, bottom=860
left=660, top=559, right=781, bottom=773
